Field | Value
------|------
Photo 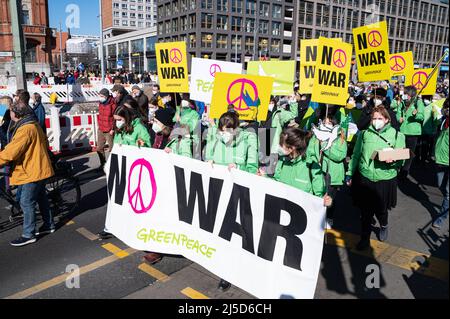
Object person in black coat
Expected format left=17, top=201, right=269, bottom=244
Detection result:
left=357, top=88, right=399, bottom=131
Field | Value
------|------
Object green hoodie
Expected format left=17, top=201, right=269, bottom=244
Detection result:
left=396, top=98, right=425, bottom=136
left=422, top=101, right=441, bottom=135
left=270, top=101, right=298, bottom=154
left=205, top=126, right=258, bottom=174
left=166, top=135, right=193, bottom=158
left=273, top=155, right=325, bottom=197
left=174, top=107, right=200, bottom=134
left=307, top=132, right=348, bottom=186
left=113, top=118, right=152, bottom=147
left=347, top=123, right=406, bottom=182
left=435, top=124, right=449, bottom=167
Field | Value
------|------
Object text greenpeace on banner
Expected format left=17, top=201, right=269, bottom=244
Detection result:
left=389, top=51, right=414, bottom=79
left=353, top=21, right=391, bottom=82
left=210, top=72, right=274, bottom=121
left=405, top=68, right=438, bottom=95
left=311, top=37, right=352, bottom=106
left=299, top=39, right=319, bottom=94
left=189, top=58, right=242, bottom=104
left=105, top=145, right=326, bottom=299
left=155, top=41, right=189, bottom=92
left=246, top=61, right=296, bottom=96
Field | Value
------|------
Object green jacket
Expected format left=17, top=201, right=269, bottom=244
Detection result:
left=390, top=99, right=402, bottom=113
left=422, top=102, right=440, bottom=135
left=307, top=133, right=348, bottom=186
left=273, top=155, right=325, bottom=197
left=166, top=135, right=193, bottom=158
left=347, top=124, right=406, bottom=182
left=270, top=102, right=298, bottom=154
left=174, top=107, right=200, bottom=134
left=205, top=126, right=258, bottom=174
left=435, top=124, right=449, bottom=166
left=113, top=118, right=151, bottom=147
left=396, top=99, right=425, bottom=136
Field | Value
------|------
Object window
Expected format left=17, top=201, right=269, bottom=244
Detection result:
left=259, top=2, right=269, bottom=17
left=122, top=20, right=128, bottom=26
left=271, top=39, right=280, bottom=53
left=113, top=3, right=119, bottom=9
left=217, top=15, right=228, bottom=30
left=246, top=0, right=256, bottom=14
left=113, top=11, right=120, bottom=18
left=272, top=4, right=282, bottom=19
left=146, top=36, right=156, bottom=52
left=130, top=20, right=136, bottom=27
left=232, top=0, right=242, bottom=13
left=316, top=4, right=330, bottom=28
left=122, top=12, right=128, bottom=18
left=217, top=34, right=228, bottom=49
left=201, top=13, right=213, bottom=28
left=189, top=14, right=196, bottom=29
left=181, top=16, right=188, bottom=31
left=258, top=20, right=269, bottom=34
left=130, top=13, right=136, bottom=18
left=217, top=0, right=228, bottom=11
left=272, top=22, right=281, bottom=36
left=201, top=33, right=213, bottom=48
left=172, top=19, right=178, bottom=32
left=245, top=37, right=254, bottom=52
left=22, top=5, right=30, bottom=25
left=138, top=5, right=143, bottom=11
left=122, top=3, right=127, bottom=9
left=131, top=39, right=144, bottom=52
left=245, top=18, right=255, bottom=33
left=231, top=16, right=242, bottom=31
left=114, top=20, right=120, bottom=26
left=130, top=5, right=136, bottom=10
left=231, top=35, right=242, bottom=51
left=138, top=21, right=143, bottom=28
left=189, top=34, right=196, bottom=48
left=118, top=42, right=129, bottom=55
left=201, top=0, right=213, bottom=9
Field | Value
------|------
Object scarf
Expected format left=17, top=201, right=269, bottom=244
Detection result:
left=7, top=114, right=38, bottom=144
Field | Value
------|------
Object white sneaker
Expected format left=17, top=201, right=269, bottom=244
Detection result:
left=326, top=218, right=334, bottom=230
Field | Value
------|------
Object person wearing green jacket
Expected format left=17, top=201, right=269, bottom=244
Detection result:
left=263, top=127, right=332, bottom=207
left=113, top=106, right=152, bottom=147
left=205, top=111, right=258, bottom=174
left=432, top=98, right=449, bottom=229
left=269, top=96, right=299, bottom=154
left=347, top=106, right=406, bottom=250
left=307, top=113, right=348, bottom=228
left=396, top=85, right=425, bottom=179
left=174, top=99, right=200, bottom=134
left=164, top=124, right=193, bottom=158
left=418, top=95, right=442, bottom=164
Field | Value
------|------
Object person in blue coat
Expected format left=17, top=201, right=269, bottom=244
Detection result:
left=31, top=93, right=47, bottom=135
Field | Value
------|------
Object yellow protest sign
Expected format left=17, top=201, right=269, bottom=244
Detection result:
left=210, top=73, right=274, bottom=121
left=247, top=60, right=295, bottom=96
left=353, top=21, right=391, bottom=82
left=389, top=51, right=414, bottom=79
left=299, top=39, right=319, bottom=94
left=155, top=41, right=189, bottom=92
left=405, top=68, right=438, bottom=96
left=311, top=37, right=352, bottom=106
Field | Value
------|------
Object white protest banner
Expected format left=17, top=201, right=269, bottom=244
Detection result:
left=105, top=145, right=326, bottom=299
left=189, top=58, right=242, bottom=103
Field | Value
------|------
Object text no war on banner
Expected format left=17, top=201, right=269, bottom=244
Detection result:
left=105, top=145, right=326, bottom=298
left=389, top=51, right=414, bottom=79
left=353, top=21, right=391, bottom=82
left=189, top=58, right=242, bottom=104
left=405, top=68, right=438, bottom=96
left=210, top=72, right=273, bottom=121
left=311, top=37, right=352, bottom=106
left=246, top=60, right=296, bottom=96
left=155, top=41, right=189, bottom=92
left=299, top=39, right=319, bottom=94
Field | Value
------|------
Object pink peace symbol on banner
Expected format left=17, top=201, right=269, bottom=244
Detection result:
left=390, top=55, right=406, bottom=72
left=411, top=71, right=428, bottom=90
left=333, top=49, right=347, bottom=68
left=226, top=78, right=259, bottom=111
left=368, top=30, right=382, bottom=47
left=170, top=48, right=183, bottom=64
left=209, top=64, right=222, bottom=77
left=127, top=158, right=157, bottom=214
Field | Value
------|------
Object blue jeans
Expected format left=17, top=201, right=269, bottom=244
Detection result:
left=18, top=180, right=54, bottom=239
left=436, top=165, right=449, bottom=220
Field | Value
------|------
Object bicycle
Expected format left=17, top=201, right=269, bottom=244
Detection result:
left=0, top=157, right=81, bottom=226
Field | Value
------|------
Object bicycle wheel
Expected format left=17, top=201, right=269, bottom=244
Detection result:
left=46, top=176, right=81, bottom=217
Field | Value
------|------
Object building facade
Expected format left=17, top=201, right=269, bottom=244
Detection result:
left=102, top=0, right=158, bottom=39
left=0, top=0, right=55, bottom=76
left=156, top=0, right=298, bottom=67
left=103, top=27, right=157, bottom=73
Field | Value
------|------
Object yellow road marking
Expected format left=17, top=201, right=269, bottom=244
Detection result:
left=326, top=229, right=448, bottom=282
left=101, top=243, right=129, bottom=258
left=138, top=263, right=170, bottom=282
left=65, top=220, right=75, bottom=226
left=76, top=227, right=99, bottom=241
left=181, top=287, right=209, bottom=299
left=5, top=248, right=137, bottom=299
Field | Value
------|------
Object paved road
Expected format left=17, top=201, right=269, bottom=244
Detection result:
left=0, top=153, right=448, bottom=299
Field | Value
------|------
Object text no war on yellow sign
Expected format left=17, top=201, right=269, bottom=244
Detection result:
left=353, top=21, right=391, bottom=82
left=299, top=39, right=319, bottom=94
left=311, top=37, right=352, bottom=106
left=155, top=41, right=189, bottom=92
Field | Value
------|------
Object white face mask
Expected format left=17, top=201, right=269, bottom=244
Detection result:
left=374, top=99, right=383, bottom=107
left=152, top=122, right=163, bottom=134
left=152, top=89, right=158, bottom=95
left=219, top=131, right=233, bottom=144
left=112, top=92, right=118, bottom=98
left=268, top=103, right=275, bottom=112
left=277, top=145, right=290, bottom=156
left=181, top=100, right=190, bottom=108
left=424, top=99, right=431, bottom=105
left=133, top=91, right=141, bottom=97
left=115, top=120, right=125, bottom=129
left=372, top=119, right=385, bottom=130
